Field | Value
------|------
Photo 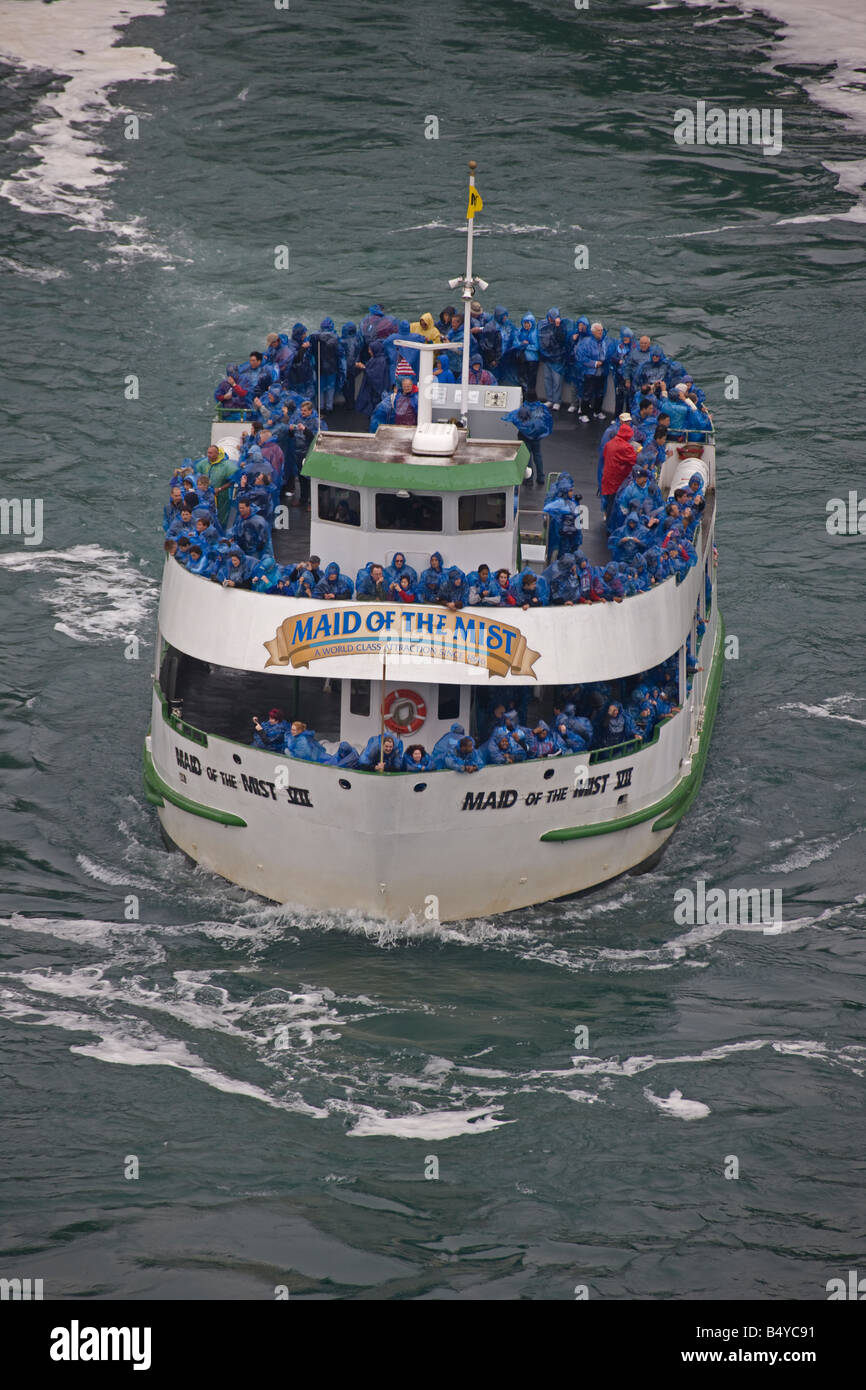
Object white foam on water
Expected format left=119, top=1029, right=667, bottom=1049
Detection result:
left=0, top=545, right=157, bottom=642
left=345, top=1104, right=514, bottom=1140
left=766, top=833, right=856, bottom=874
left=644, top=1087, right=711, bottom=1120
left=0, top=0, right=172, bottom=256
left=779, top=698, right=866, bottom=728
left=0, top=254, right=68, bottom=281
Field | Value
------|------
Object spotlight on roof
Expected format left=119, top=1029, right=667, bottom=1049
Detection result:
left=396, top=489, right=411, bottom=498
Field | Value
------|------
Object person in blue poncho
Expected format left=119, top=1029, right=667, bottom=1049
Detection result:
left=339, top=322, right=361, bottom=407
left=231, top=500, right=271, bottom=559
left=418, top=551, right=445, bottom=589
left=185, top=542, right=210, bottom=576
left=491, top=306, right=520, bottom=384
left=509, top=569, right=549, bottom=608
left=248, top=552, right=280, bottom=594
left=356, top=563, right=388, bottom=602
left=465, top=564, right=501, bottom=606
left=283, top=721, right=328, bottom=763
left=598, top=702, right=638, bottom=748
left=355, top=340, right=390, bottom=416
left=514, top=313, right=540, bottom=400
left=313, top=562, right=353, bottom=600
left=384, top=552, right=418, bottom=589
left=627, top=333, right=652, bottom=385
left=565, top=315, right=591, bottom=409
left=576, top=322, right=613, bottom=422
left=402, top=743, right=432, bottom=772
left=359, top=734, right=403, bottom=771
left=483, top=727, right=525, bottom=766
left=431, top=722, right=465, bottom=770
left=543, top=486, right=583, bottom=559
left=359, top=305, right=399, bottom=347
left=501, top=401, right=552, bottom=485
left=308, top=317, right=341, bottom=411
left=611, top=328, right=635, bottom=416
left=632, top=344, right=668, bottom=405
left=538, top=307, right=571, bottom=409
left=438, top=566, right=467, bottom=610
left=283, top=324, right=314, bottom=395
left=543, top=554, right=580, bottom=604
left=328, top=740, right=361, bottom=769
left=444, top=736, right=484, bottom=773
left=252, top=708, right=290, bottom=752
left=220, top=544, right=253, bottom=589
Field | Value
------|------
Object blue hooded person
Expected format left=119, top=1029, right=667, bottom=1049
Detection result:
left=308, top=317, right=341, bottom=411
left=253, top=708, right=291, bottom=752
left=313, top=561, right=353, bottom=600
left=355, top=339, right=390, bottom=417
left=502, top=401, right=552, bottom=485
left=538, top=307, right=571, bottom=408
left=514, top=312, right=540, bottom=400
left=339, top=322, right=361, bottom=407
left=359, top=733, right=404, bottom=771
left=384, top=552, right=418, bottom=589
left=328, top=740, right=361, bottom=769
left=566, top=315, right=591, bottom=405
left=431, top=722, right=465, bottom=770
left=444, top=735, right=484, bottom=772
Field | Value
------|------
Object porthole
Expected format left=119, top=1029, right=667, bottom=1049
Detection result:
left=414, top=782, right=427, bottom=793
left=339, top=779, right=352, bottom=790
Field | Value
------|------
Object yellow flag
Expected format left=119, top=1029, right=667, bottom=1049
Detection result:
left=466, top=186, right=483, bottom=220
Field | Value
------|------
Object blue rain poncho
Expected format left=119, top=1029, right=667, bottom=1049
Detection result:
left=465, top=566, right=502, bottom=606
left=384, top=552, right=418, bottom=588
left=508, top=569, right=549, bottom=606
left=431, top=723, right=465, bottom=770
left=328, top=741, right=361, bottom=768
left=444, top=738, right=484, bottom=772
left=501, top=401, right=553, bottom=440
left=515, top=313, right=539, bottom=361
left=359, top=735, right=404, bottom=771
left=313, top=563, right=353, bottom=599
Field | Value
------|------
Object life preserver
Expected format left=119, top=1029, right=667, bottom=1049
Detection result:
left=676, top=444, right=705, bottom=460
left=384, top=688, right=427, bottom=734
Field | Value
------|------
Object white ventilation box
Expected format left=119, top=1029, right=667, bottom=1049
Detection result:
left=411, top=421, right=459, bottom=456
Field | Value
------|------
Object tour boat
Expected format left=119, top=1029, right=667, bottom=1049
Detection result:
left=143, top=167, right=723, bottom=923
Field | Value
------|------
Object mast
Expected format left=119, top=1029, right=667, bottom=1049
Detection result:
left=451, top=159, right=487, bottom=429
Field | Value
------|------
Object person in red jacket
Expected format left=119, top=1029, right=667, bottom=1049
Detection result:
left=601, top=422, right=638, bottom=522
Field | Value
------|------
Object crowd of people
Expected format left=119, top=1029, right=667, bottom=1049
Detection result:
left=163, top=457, right=704, bottom=602
left=249, top=661, right=683, bottom=771
left=212, top=308, right=714, bottom=442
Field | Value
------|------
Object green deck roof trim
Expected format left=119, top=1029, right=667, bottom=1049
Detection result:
left=539, top=613, right=724, bottom=843
left=303, top=444, right=529, bottom=493
left=142, top=744, right=248, bottom=827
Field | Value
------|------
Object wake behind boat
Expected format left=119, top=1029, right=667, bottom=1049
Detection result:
left=144, top=164, right=722, bottom=923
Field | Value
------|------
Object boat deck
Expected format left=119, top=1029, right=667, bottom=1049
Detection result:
left=273, top=407, right=610, bottom=570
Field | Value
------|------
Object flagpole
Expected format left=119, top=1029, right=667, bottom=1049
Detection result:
left=459, top=160, right=476, bottom=427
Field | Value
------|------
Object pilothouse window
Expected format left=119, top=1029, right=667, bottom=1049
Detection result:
left=375, top=493, right=442, bottom=532
left=317, top=484, right=360, bottom=526
left=458, top=492, right=506, bottom=531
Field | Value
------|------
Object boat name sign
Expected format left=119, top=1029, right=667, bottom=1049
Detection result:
left=264, top=605, right=540, bottom=679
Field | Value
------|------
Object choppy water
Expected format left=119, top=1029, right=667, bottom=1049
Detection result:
left=1, top=0, right=864, bottom=1300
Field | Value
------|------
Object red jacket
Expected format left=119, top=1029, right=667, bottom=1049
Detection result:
left=601, top=426, right=637, bottom=496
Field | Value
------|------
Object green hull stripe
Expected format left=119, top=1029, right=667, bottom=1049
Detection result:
left=539, top=613, right=725, bottom=843
left=142, top=746, right=247, bottom=827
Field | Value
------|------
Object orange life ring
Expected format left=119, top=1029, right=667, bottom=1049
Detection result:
left=676, top=444, right=705, bottom=460
left=384, top=688, right=427, bottom=734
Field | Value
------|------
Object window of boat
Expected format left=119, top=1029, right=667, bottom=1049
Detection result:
left=317, top=483, right=361, bottom=526
left=458, top=492, right=507, bottom=531
left=437, top=684, right=461, bottom=721
left=375, top=493, right=443, bottom=531
left=350, top=680, right=371, bottom=717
